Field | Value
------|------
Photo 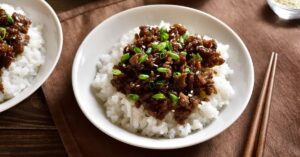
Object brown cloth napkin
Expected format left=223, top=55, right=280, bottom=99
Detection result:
left=42, top=0, right=300, bottom=157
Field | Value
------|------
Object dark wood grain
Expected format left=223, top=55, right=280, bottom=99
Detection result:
left=0, top=90, right=55, bottom=130
left=0, top=0, right=95, bottom=156
left=46, top=0, right=96, bottom=13
left=0, top=90, right=67, bottom=157
left=0, top=130, right=65, bottom=156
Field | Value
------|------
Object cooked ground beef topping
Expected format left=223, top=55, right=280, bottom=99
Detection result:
left=111, top=24, right=225, bottom=124
left=0, top=9, right=31, bottom=92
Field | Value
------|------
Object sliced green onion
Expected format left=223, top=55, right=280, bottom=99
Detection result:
left=0, top=27, right=6, bottom=40
left=181, top=51, right=187, bottom=56
left=112, top=69, right=122, bottom=75
left=183, top=33, right=188, bottom=38
left=127, top=94, right=139, bottom=101
left=173, top=72, right=181, bottom=77
left=192, top=53, right=197, bottom=59
left=152, top=42, right=167, bottom=51
left=138, top=74, right=149, bottom=80
left=160, top=32, right=169, bottom=41
left=178, top=33, right=188, bottom=44
left=159, top=27, right=169, bottom=41
left=121, top=53, right=130, bottom=62
left=152, top=44, right=158, bottom=49
left=185, top=67, right=191, bottom=73
left=152, top=93, right=166, bottom=100
left=7, top=14, right=14, bottom=24
left=169, top=93, right=179, bottom=104
left=178, top=36, right=184, bottom=44
left=160, top=27, right=168, bottom=34
left=160, top=52, right=166, bottom=59
left=166, top=41, right=173, bottom=50
left=156, top=80, right=165, bottom=86
left=157, top=67, right=168, bottom=73
left=168, top=51, right=179, bottom=60
left=133, top=47, right=142, bottom=53
left=158, top=42, right=167, bottom=51
left=193, top=53, right=203, bottom=61
left=138, top=54, right=148, bottom=63
left=198, top=54, right=203, bottom=61
left=146, top=47, right=152, bottom=54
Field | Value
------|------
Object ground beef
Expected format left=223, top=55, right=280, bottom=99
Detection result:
left=111, top=24, right=224, bottom=124
left=0, top=8, right=31, bottom=92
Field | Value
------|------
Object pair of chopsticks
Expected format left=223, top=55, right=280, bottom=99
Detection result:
left=243, top=52, right=278, bottom=157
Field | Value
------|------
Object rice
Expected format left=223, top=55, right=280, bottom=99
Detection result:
left=92, top=22, right=234, bottom=138
left=0, top=4, right=45, bottom=103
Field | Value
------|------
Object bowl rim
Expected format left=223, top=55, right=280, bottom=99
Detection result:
left=0, top=0, right=63, bottom=112
left=72, top=4, right=254, bottom=149
left=267, top=0, right=300, bottom=11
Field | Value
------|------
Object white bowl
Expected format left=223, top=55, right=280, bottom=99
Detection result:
left=0, top=0, right=63, bottom=112
left=72, top=5, right=254, bottom=149
left=267, top=0, right=300, bottom=20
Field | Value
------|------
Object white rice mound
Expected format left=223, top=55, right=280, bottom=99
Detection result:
left=0, top=4, right=45, bottom=103
left=92, top=22, right=235, bottom=138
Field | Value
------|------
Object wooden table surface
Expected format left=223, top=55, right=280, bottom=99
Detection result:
left=0, top=1, right=94, bottom=156
left=0, top=0, right=299, bottom=157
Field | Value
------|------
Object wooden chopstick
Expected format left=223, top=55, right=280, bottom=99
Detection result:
left=242, top=52, right=277, bottom=157
left=256, top=53, right=278, bottom=157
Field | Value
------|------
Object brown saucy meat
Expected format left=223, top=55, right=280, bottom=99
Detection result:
left=0, top=9, right=31, bottom=92
left=111, top=24, right=224, bottom=124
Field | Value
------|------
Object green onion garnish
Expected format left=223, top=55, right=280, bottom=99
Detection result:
left=181, top=51, right=187, bottom=56
left=160, top=27, right=168, bottom=34
left=185, top=67, right=191, bottom=73
left=160, top=32, right=169, bottom=41
left=178, top=33, right=188, bottom=44
left=152, top=93, right=166, bottom=100
left=168, top=51, right=179, bottom=60
left=178, top=36, right=184, bottom=44
left=138, top=74, right=149, bottom=80
left=193, top=53, right=203, bottom=61
left=160, top=52, right=166, bottom=59
left=133, top=47, right=142, bottom=53
left=7, top=14, right=14, bottom=24
left=157, top=67, right=168, bottom=73
left=197, top=53, right=203, bottom=61
left=121, top=53, right=130, bottom=62
left=152, top=44, right=158, bottom=49
left=146, top=47, right=152, bottom=54
left=127, top=94, right=139, bottom=101
left=173, top=72, right=181, bottom=77
left=166, top=41, right=173, bottom=51
left=0, top=27, right=6, bottom=40
left=112, top=69, right=122, bottom=75
left=152, top=42, right=167, bottom=51
left=156, top=80, right=165, bottom=86
left=169, top=93, right=179, bottom=104
left=158, top=42, right=167, bottom=51
left=138, top=54, right=148, bottom=63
